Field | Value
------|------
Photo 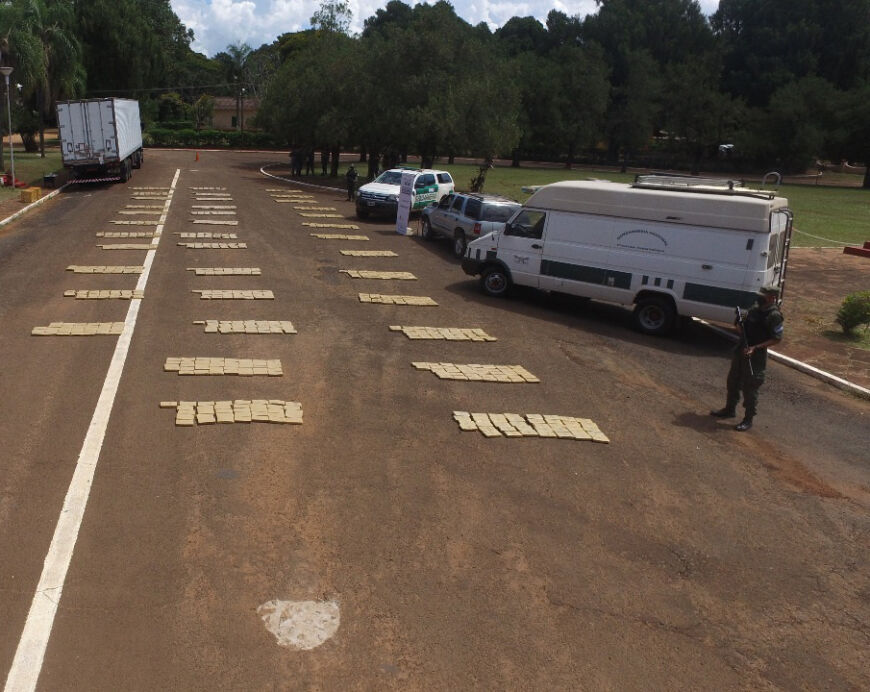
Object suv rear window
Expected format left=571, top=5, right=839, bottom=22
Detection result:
left=464, top=198, right=482, bottom=220
left=482, top=204, right=518, bottom=222
left=437, top=173, right=453, bottom=184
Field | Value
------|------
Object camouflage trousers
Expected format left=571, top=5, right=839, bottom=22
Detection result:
left=725, top=354, right=766, bottom=418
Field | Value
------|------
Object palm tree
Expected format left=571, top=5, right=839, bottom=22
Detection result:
left=214, top=42, right=252, bottom=131
left=0, top=0, right=84, bottom=159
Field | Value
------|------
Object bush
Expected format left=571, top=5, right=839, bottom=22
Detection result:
left=835, top=290, right=870, bottom=334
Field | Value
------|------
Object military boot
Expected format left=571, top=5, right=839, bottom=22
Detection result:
left=735, top=417, right=753, bottom=432
left=709, top=407, right=736, bottom=418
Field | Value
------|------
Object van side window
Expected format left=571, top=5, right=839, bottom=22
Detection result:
left=437, top=173, right=453, bottom=184
left=505, top=210, right=546, bottom=239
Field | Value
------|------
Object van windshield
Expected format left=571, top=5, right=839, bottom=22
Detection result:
left=374, top=171, right=404, bottom=185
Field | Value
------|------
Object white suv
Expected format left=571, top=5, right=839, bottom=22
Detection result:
left=356, top=168, right=455, bottom=219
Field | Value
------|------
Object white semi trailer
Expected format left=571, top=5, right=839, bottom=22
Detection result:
left=56, top=98, right=143, bottom=183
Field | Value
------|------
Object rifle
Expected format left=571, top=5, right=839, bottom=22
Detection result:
left=735, top=306, right=754, bottom=376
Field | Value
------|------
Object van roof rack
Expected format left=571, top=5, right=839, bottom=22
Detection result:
left=633, top=173, right=778, bottom=200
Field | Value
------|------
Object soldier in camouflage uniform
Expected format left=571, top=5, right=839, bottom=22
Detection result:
left=710, top=285, right=784, bottom=431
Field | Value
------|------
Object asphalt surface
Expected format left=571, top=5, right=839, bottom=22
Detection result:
left=1, top=150, right=868, bottom=691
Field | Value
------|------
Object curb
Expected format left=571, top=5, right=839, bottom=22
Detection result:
left=698, top=319, right=870, bottom=401
left=0, top=184, right=68, bottom=229
left=260, top=163, right=345, bottom=194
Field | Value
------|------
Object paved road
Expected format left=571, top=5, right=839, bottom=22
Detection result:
left=1, top=150, right=868, bottom=691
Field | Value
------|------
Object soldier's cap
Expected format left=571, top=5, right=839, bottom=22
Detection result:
left=758, top=285, right=780, bottom=297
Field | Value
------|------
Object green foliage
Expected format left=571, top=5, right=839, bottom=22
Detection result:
left=835, top=291, right=870, bottom=334
left=144, top=127, right=283, bottom=149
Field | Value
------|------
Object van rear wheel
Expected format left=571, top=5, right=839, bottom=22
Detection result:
left=633, top=296, right=676, bottom=335
left=481, top=266, right=510, bottom=298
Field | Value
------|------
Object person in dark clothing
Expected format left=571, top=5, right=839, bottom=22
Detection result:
left=710, top=285, right=784, bottom=431
left=305, top=149, right=315, bottom=176
left=345, top=164, right=358, bottom=201
left=320, top=150, right=329, bottom=176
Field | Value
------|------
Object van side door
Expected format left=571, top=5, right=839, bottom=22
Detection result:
left=499, top=209, right=546, bottom=288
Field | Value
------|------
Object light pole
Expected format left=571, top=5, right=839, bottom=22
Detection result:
left=0, top=66, right=14, bottom=188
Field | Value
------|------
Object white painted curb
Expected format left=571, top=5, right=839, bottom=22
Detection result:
left=260, top=163, right=344, bottom=194
left=698, top=319, right=870, bottom=401
left=0, top=183, right=68, bottom=229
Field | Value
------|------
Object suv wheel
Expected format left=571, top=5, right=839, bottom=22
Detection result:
left=421, top=218, right=434, bottom=241
left=356, top=205, right=369, bottom=219
left=452, top=231, right=467, bottom=258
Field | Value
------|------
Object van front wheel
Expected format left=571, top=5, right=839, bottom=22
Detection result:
left=481, top=266, right=510, bottom=298
left=633, top=296, right=676, bottom=335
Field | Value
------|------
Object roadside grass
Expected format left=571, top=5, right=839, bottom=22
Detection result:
left=0, top=151, right=63, bottom=202
left=436, top=162, right=870, bottom=248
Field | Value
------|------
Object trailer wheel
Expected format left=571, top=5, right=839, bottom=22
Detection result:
left=132, top=150, right=142, bottom=169
left=632, top=296, right=676, bottom=335
left=481, top=266, right=511, bottom=298
left=120, top=158, right=131, bottom=183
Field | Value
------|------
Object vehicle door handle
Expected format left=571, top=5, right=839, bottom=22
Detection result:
left=702, top=264, right=713, bottom=270
left=531, top=243, right=542, bottom=249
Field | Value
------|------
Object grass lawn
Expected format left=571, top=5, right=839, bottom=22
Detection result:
left=0, top=150, right=63, bottom=203
left=435, top=162, right=870, bottom=248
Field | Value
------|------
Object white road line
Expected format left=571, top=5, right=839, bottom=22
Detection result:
left=4, top=169, right=181, bottom=692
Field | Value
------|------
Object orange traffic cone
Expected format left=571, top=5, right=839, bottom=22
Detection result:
left=195, top=151, right=199, bottom=161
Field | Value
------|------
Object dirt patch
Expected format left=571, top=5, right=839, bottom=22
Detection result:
left=778, top=247, right=870, bottom=391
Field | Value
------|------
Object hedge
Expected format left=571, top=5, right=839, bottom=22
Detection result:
left=144, top=128, right=286, bottom=149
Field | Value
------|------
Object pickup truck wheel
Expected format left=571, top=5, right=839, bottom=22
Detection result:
left=452, top=231, right=467, bottom=258
left=632, top=296, right=676, bottom=335
left=421, top=218, right=434, bottom=240
left=481, top=266, right=510, bottom=298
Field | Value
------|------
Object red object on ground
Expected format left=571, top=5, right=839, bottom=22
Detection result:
left=843, top=244, right=870, bottom=258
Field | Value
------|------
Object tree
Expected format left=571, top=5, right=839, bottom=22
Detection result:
left=74, top=0, right=193, bottom=94
left=0, top=0, right=85, bottom=160
left=192, top=94, right=214, bottom=130
left=713, top=0, right=870, bottom=107
left=310, top=0, right=352, bottom=34
left=214, top=43, right=252, bottom=130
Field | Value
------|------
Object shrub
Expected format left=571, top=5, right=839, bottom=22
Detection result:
left=835, top=290, right=870, bottom=334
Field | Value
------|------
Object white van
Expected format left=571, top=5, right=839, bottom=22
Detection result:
left=461, top=176, right=793, bottom=334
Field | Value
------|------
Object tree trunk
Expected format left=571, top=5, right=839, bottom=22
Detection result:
left=38, top=87, right=45, bottom=158
left=566, top=142, right=575, bottom=169
left=359, top=148, right=366, bottom=162
left=511, top=148, right=520, bottom=168
left=367, top=151, right=379, bottom=179
left=864, top=164, right=870, bottom=189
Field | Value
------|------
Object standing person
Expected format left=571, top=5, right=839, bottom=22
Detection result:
left=305, top=149, right=315, bottom=176
left=345, top=164, right=358, bottom=201
left=320, top=150, right=329, bottom=176
left=710, top=286, right=784, bottom=431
